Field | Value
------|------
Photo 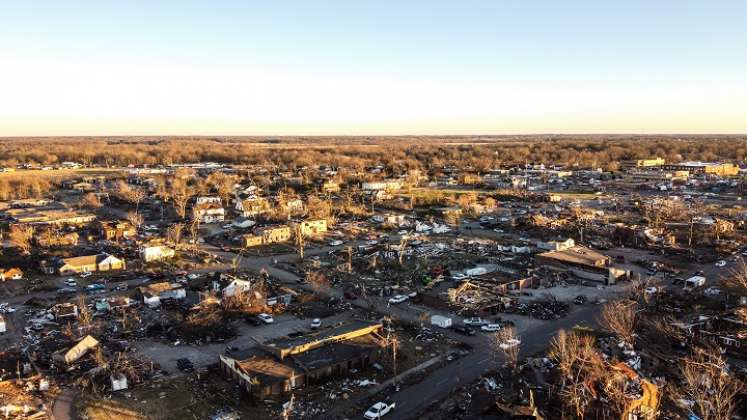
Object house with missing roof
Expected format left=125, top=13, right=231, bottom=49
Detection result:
left=219, top=321, right=386, bottom=398
left=535, top=245, right=629, bottom=285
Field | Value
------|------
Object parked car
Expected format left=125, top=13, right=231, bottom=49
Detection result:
left=176, top=358, right=194, bottom=373
left=715, top=260, right=727, bottom=267
left=257, top=313, right=274, bottom=324
left=310, top=318, right=321, bottom=329
left=329, top=240, right=344, bottom=246
left=57, top=287, right=77, bottom=296
left=64, top=279, right=77, bottom=287
left=454, top=326, right=476, bottom=336
left=85, top=283, right=106, bottom=293
left=463, top=317, right=487, bottom=326
left=79, top=272, right=93, bottom=278
left=481, top=324, right=503, bottom=332
left=244, top=315, right=262, bottom=326
left=388, top=295, right=408, bottom=304
left=364, top=402, right=396, bottom=419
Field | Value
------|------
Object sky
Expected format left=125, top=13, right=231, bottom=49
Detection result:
left=1, top=0, right=746, bottom=136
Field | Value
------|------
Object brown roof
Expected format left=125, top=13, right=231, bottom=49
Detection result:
left=537, top=246, right=608, bottom=267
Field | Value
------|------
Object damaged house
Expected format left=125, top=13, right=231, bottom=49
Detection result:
left=535, top=245, right=628, bottom=285
left=220, top=321, right=386, bottom=398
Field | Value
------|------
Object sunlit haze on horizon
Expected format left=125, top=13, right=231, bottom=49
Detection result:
left=1, top=0, right=746, bottom=136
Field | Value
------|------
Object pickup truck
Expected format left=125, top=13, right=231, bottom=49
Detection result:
left=364, top=401, right=396, bottom=419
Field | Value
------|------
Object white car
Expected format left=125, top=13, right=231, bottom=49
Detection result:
left=310, top=318, right=321, bottom=329
left=329, top=240, right=344, bottom=246
left=463, top=317, right=487, bottom=326
left=257, top=313, right=274, bottom=324
left=492, top=228, right=504, bottom=233
left=364, top=402, right=396, bottom=419
left=481, top=323, right=503, bottom=332
left=187, top=273, right=199, bottom=280
left=79, top=272, right=92, bottom=278
left=388, top=295, right=408, bottom=304
left=715, top=260, right=727, bottom=267
left=64, top=279, right=78, bottom=287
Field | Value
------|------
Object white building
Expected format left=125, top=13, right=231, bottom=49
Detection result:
left=140, top=245, right=176, bottom=263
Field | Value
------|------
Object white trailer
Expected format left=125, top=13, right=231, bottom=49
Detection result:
left=430, top=315, right=452, bottom=329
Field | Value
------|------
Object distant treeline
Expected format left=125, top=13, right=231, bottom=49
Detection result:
left=0, top=135, right=745, bottom=171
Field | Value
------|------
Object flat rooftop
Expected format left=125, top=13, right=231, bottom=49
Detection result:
left=537, top=246, right=608, bottom=267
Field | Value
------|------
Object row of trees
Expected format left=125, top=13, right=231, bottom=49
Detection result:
left=1, top=136, right=746, bottom=171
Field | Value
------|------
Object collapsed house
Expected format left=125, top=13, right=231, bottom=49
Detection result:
left=53, top=335, right=99, bottom=365
left=138, top=282, right=186, bottom=307
left=535, top=246, right=628, bottom=285
left=220, top=321, right=386, bottom=398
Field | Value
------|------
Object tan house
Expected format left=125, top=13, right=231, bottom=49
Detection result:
left=236, top=197, right=271, bottom=218
left=292, top=219, right=328, bottom=237
left=100, top=221, right=137, bottom=241
left=240, top=225, right=292, bottom=247
left=257, top=225, right=292, bottom=244
left=321, top=181, right=341, bottom=193
left=240, top=234, right=264, bottom=248
left=57, top=253, right=126, bottom=275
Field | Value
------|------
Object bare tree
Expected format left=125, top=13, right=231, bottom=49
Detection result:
left=126, top=210, right=144, bottom=230
left=721, top=258, right=747, bottom=296
left=80, top=193, right=102, bottom=210
left=548, top=329, right=605, bottom=419
left=8, top=225, right=33, bottom=255
left=677, top=346, right=744, bottom=420
left=167, top=222, right=184, bottom=248
left=170, top=176, right=194, bottom=219
left=492, top=325, right=520, bottom=372
left=306, top=271, right=329, bottom=296
left=294, top=224, right=305, bottom=262
left=77, top=294, right=92, bottom=330
left=115, top=180, right=146, bottom=212
left=207, top=172, right=238, bottom=207
left=598, top=300, right=637, bottom=346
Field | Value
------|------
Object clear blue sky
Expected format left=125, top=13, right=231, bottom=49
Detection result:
left=1, top=0, right=746, bottom=135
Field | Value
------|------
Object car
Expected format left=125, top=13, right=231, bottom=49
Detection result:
left=715, top=260, right=727, bottom=267
left=573, top=295, right=587, bottom=305
left=64, top=279, right=77, bottom=287
left=85, top=283, right=106, bottom=293
left=176, top=358, right=194, bottom=373
left=222, top=224, right=232, bottom=229
left=451, top=273, right=468, bottom=281
left=257, top=313, right=274, bottom=324
left=187, top=273, right=199, bottom=280
left=463, top=317, right=487, bottom=326
left=244, top=314, right=262, bottom=326
left=364, top=402, right=396, bottom=419
left=115, top=282, right=128, bottom=291
left=57, top=287, right=77, bottom=296
left=388, top=295, right=408, bottom=304
left=454, top=326, right=476, bottom=336
left=79, top=272, right=93, bottom=278
left=310, top=318, right=321, bottom=329
left=481, top=323, right=503, bottom=332
left=329, top=239, right=344, bottom=246
left=492, top=228, right=504, bottom=233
